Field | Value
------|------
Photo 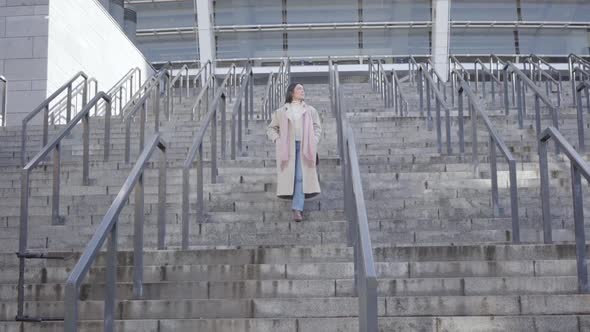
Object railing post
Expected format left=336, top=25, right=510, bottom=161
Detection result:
left=489, top=137, right=500, bottom=217
left=17, top=170, right=30, bottom=319
left=82, top=113, right=90, bottom=186
left=244, top=78, right=249, bottom=129
left=221, top=90, right=227, bottom=160
left=571, top=163, right=589, bottom=293
left=508, top=160, right=520, bottom=243
left=458, top=87, right=465, bottom=157
left=238, top=101, right=243, bottom=155
left=52, top=143, right=61, bottom=224
left=539, top=136, right=552, bottom=243
left=64, top=282, right=78, bottom=332
left=182, top=167, right=190, bottom=250
left=577, top=87, right=585, bottom=152
left=418, top=69, right=424, bottom=117
left=133, top=171, right=144, bottom=299
left=425, top=74, right=432, bottom=131
left=231, top=115, right=237, bottom=160
left=197, top=144, right=204, bottom=224
left=503, top=72, right=510, bottom=116
left=435, top=98, right=442, bottom=154
left=445, top=104, right=451, bottom=155
left=249, top=72, right=254, bottom=120
left=125, top=120, right=132, bottom=164
left=211, top=96, right=218, bottom=183
left=104, top=222, right=117, bottom=332
left=67, top=84, right=72, bottom=122
left=516, top=76, right=524, bottom=129
left=157, top=145, right=167, bottom=250
left=470, top=103, right=479, bottom=176
left=43, top=104, right=49, bottom=146
left=104, top=100, right=111, bottom=162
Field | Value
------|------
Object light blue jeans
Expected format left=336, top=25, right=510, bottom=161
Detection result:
left=292, top=141, right=304, bottom=211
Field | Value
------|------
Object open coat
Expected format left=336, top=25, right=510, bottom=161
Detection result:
left=267, top=102, right=322, bottom=199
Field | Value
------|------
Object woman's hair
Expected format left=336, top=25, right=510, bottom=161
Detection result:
left=285, top=82, right=303, bottom=104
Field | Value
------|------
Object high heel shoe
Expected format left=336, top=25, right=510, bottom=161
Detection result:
left=292, top=210, right=303, bottom=222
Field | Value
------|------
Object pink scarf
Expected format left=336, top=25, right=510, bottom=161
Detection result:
left=279, top=103, right=316, bottom=170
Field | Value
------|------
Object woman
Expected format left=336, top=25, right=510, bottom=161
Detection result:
left=267, top=83, right=322, bottom=222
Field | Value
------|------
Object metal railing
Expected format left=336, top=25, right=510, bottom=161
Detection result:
left=538, top=126, right=589, bottom=292
left=230, top=63, right=254, bottom=159
left=99, top=67, right=142, bottom=117
left=571, top=65, right=590, bottom=106
left=0, top=76, right=6, bottom=127
left=454, top=69, right=520, bottom=243
left=418, top=64, right=453, bottom=153
left=123, top=68, right=172, bottom=163
left=192, top=74, right=215, bottom=121
left=329, top=59, right=377, bottom=332
left=491, top=54, right=517, bottom=105
left=169, top=64, right=189, bottom=114
left=528, top=54, right=562, bottom=86
left=17, top=92, right=112, bottom=322
left=426, top=59, right=448, bottom=101
left=49, top=78, right=98, bottom=125
left=568, top=54, right=590, bottom=105
left=391, top=68, right=409, bottom=116
left=503, top=62, right=560, bottom=154
left=474, top=59, right=502, bottom=105
left=262, top=58, right=290, bottom=121
left=20, top=72, right=90, bottom=166
left=192, top=60, right=213, bottom=91
left=181, top=67, right=233, bottom=249
left=369, top=58, right=408, bottom=115
left=64, top=133, right=167, bottom=331
left=523, top=57, right=562, bottom=107
left=121, top=63, right=171, bottom=121
left=575, top=81, right=590, bottom=152
left=449, top=55, right=471, bottom=107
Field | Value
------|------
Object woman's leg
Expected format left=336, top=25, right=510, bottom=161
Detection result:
left=292, top=141, right=304, bottom=213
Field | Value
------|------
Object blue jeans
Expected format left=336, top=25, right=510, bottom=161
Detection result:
left=292, top=141, right=304, bottom=211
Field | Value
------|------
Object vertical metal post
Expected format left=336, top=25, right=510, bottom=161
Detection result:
left=104, top=221, right=117, bottom=332
left=51, top=144, right=61, bottom=225
left=471, top=103, right=479, bottom=176
left=43, top=105, right=49, bottom=146
left=139, top=102, right=146, bottom=156
left=197, top=144, right=204, bottom=224
left=516, top=76, right=524, bottom=129
left=249, top=72, right=254, bottom=120
left=445, top=104, right=452, bottom=155
left=504, top=73, right=510, bottom=116
left=458, top=87, right=465, bottom=156
left=539, top=137, right=552, bottom=243
left=157, top=146, right=166, bottom=250
left=435, top=98, right=442, bottom=154
left=67, top=84, right=72, bottom=122
left=231, top=116, right=236, bottom=160
left=425, top=78, right=432, bottom=130
left=418, top=69, right=424, bottom=116
left=182, top=167, right=189, bottom=250
left=577, top=88, right=585, bottom=152
left=489, top=137, right=499, bottom=216
left=509, top=160, right=520, bottom=243
left=534, top=94, right=542, bottom=143
left=244, top=79, right=249, bottom=129
left=82, top=114, right=89, bottom=185
left=104, top=101, right=111, bottom=162
left=571, top=163, right=589, bottom=293
left=154, top=84, right=160, bottom=132
left=211, top=96, right=218, bottom=183
left=221, top=92, right=227, bottom=160
left=133, top=172, right=144, bottom=299
left=238, top=102, right=243, bottom=155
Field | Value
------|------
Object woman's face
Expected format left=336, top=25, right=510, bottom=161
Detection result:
left=293, top=84, right=305, bottom=101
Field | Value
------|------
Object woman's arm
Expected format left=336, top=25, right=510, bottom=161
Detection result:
left=312, top=107, right=322, bottom=145
left=267, top=110, right=281, bottom=142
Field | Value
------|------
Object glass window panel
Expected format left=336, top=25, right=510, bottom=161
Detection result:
left=286, top=0, right=357, bottom=24
left=134, top=1, right=194, bottom=30
left=286, top=30, right=358, bottom=57
left=519, top=29, right=590, bottom=55
left=363, top=28, right=430, bottom=55
left=450, top=28, right=515, bottom=54
left=363, top=0, right=431, bottom=22
left=451, top=0, right=517, bottom=21
left=214, top=0, right=282, bottom=25
left=216, top=32, right=283, bottom=59
left=137, top=35, right=198, bottom=62
left=520, top=0, right=590, bottom=22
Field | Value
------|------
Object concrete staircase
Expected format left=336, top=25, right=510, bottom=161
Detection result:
left=1, top=74, right=590, bottom=331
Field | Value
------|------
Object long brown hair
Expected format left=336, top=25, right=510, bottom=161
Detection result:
left=285, top=82, right=303, bottom=104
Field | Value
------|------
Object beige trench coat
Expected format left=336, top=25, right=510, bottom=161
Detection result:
left=267, top=102, right=322, bottom=199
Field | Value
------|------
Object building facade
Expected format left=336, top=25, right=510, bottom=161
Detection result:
left=127, top=0, right=590, bottom=64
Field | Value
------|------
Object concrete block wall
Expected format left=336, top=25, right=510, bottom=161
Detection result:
left=0, top=0, right=153, bottom=126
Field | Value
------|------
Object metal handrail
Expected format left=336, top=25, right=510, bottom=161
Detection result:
left=528, top=53, right=561, bottom=83
left=368, top=58, right=390, bottom=107
left=64, top=133, right=167, bottom=332
left=49, top=78, right=98, bottom=125
left=523, top=58, right=562, bottom=107
left=17, top=92, right=112, bottom=321
left=538, top=126, right=589, bottom=292
left=503, top=62, right=560, bottom=153
left=449, top=55, right=471, bottom=79
left=100, top=67, right=142, bottom=117
left=454, top=69, right=520, bottom=243
left=0, top=76, right=6, bottom=127
left=491, top=54, right=517, bottom=105
left=261, top=71, right=274, bottom=121
left=474, top=59, right=502, bottom=105
left=191, top=74, right=214, bottom=121
left=418, top=64, right=453, bottom=154
left=169, top=64, right=189, bottom=114
left=408, top=55, right=422, bottom=86
left=570, top=55, right=590, bottom=105
left=229, top=64, right=254, bottom=159
left=20, top=71, right=89, bottom=166
left=330, top=59, right=377, bottom=332
left=181, top=67, right=233, bottom=249
left=449, top=55, right=471, bottom=107
left=192, top=60, right=212, bottom=89
left=426, top=59, right=448, bottom=101
left=391, top=69, right=409, bottom=116
left=575, top=81, right=590, bottom=152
